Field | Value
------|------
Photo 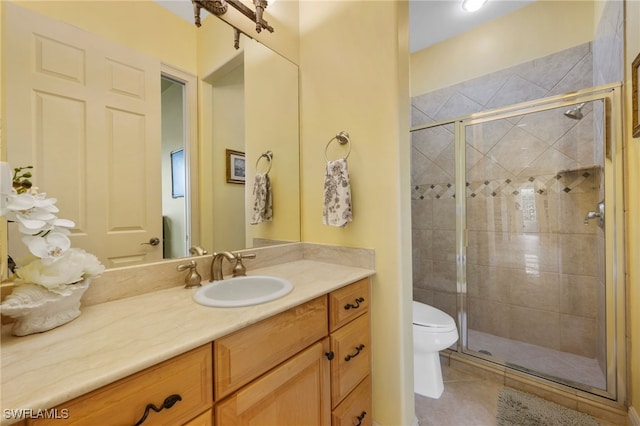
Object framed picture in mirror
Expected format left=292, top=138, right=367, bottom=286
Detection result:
left=633, top=52, right=640, bottom=138
left=226, top=149, right=246, bottom=184
left=171, top=149, right=185, bottom=198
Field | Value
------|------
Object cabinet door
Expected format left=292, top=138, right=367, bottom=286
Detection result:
left=215, top=296, right=328, bottom=399
left=215, top=339, right=331, bottom=426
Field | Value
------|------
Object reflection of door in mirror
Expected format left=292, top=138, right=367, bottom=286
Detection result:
left=161, top=77, right=189, bottom=260
left=6, top=3, right=163, bottom=269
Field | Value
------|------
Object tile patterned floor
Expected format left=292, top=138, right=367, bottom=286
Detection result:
left=414, top=364, right=622, bottom=426
left=414, top=365, right=503, bottom=426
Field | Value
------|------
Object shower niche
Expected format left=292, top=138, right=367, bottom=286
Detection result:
left=410, top=85, right=625, bottom=402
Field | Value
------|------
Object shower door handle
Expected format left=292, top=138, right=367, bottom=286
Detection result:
left=584, top=201, right=604, bottom=227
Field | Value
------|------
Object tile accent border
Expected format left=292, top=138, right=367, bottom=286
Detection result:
left=412, top=167, right=600, bottom=201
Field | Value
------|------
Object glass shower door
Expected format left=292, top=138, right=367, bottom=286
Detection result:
left=461, top=96, right=617, bottom=397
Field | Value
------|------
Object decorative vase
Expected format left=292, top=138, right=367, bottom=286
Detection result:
left=0, top=278, right=91, bottom=336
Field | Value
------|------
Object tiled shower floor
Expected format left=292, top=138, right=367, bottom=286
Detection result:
left=467, top=329, right=606, bottom=390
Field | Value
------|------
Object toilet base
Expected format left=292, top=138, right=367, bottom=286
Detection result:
left=414, top=351, right=444, bottom=399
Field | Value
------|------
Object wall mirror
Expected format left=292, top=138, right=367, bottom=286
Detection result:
left=2, top=1, right=300, bottom=273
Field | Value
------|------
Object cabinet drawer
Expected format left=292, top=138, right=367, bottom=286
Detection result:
left=29, top=345, right=212, bottom=426
left=331, top=376, right=371, bottom=426
left=330, top=313, right=371, bottom=407
left=214, top=296, right=328, bottom=399
left=215, top=339, right=331, bottom=426
left=329, top=279, right=370, bottom=332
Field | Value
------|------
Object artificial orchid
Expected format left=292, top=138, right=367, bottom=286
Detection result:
left=1, top=165, right=104, bottom=290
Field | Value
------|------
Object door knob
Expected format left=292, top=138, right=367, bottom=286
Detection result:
left=141, top=237, right=160, bottom=246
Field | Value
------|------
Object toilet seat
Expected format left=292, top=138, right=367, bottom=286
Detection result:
left=413, top=301, right=456, bottom=332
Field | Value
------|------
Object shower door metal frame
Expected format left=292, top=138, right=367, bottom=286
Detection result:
left=411, top=83, right=626, bottom=402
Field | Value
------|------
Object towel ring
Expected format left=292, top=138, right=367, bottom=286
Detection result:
left=256, top=151, right=273, bottom=174
left=324, top=131, right=351, bottom=162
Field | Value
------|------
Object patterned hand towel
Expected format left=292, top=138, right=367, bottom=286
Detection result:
left=323, top=158, right=352, bottom=227
left=250, top=172, right=273, bottom=224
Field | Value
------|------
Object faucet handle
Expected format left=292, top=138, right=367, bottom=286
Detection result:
left=231, top=253, right=256, bottom=277
left=177, top=260, right=202, bottom=288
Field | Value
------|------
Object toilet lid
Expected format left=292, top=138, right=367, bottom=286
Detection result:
left=413, top=301, right=456, bottom=329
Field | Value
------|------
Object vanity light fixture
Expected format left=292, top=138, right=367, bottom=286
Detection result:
left=191, top=0, right=274, bottom=49
left=461, top=0, right=487, bottom=12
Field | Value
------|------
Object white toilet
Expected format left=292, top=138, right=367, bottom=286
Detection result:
left=413, top=301, right=459, bottom=399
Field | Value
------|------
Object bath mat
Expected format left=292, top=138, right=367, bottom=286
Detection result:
left=496, top=387, right=599, bottom=426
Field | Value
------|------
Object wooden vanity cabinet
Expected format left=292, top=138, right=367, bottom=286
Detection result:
left=213, top=296, right=328, bottom=399
left=28, top=345, right=212, bottom=426
left=213, top=278, right=372, bottom=426
left=24, top=279, right=371, bottom=426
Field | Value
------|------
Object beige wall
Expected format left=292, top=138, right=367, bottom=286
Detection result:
left=243, top=40, right=300, bottom=246
left=298, top=1, right=413, bottom=424
left=411, top=1, right=595, bottom=96
left=624, top=0, right=640, bottom=416
left=209, top=65, right=246, bottom=252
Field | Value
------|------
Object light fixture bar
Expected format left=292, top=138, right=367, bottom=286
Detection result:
left=191, top=0, right=274, bottom=33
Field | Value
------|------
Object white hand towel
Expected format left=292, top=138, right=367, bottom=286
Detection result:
left=250, top=172, right=273, bottom=224
left=323, top=158, right=352, bottom=227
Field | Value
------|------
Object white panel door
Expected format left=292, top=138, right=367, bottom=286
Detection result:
left=5, top=3, right=163, bottom=268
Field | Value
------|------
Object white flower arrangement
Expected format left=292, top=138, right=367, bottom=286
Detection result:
left=1, top=165, right=105, bottom=295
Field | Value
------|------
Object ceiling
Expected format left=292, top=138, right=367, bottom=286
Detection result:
left=154, top=0, right=534, bottom=53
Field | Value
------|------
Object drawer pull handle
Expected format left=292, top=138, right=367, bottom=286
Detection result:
left=325, top=351, right=335, bottom=360
left=355, top=410, right=367, bottom=426
left=344, top=297, right=365, bottom=310
left=345, top=344, right=365, bottom=361
left=134, top=394, right=182, bottom=426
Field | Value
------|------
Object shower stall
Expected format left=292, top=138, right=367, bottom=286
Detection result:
left=410, top=84, right=625, bottom=401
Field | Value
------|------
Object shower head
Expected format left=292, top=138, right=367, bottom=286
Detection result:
left=564, top=102, right=586, bottom=120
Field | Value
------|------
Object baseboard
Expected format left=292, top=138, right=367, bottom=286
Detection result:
left=630, top=406, right=640, bottom=426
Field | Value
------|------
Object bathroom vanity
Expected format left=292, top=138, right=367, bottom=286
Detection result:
left=0, top=245, right=375, bottom=426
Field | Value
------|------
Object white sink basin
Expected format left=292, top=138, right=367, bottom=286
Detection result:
left=193, top=275, right=293, bottom=308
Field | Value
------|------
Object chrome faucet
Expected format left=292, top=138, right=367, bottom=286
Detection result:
left=209, top=252, right=257, bottom=281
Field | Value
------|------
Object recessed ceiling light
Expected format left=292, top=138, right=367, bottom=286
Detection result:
left=461, top=0, right=488, bottom=12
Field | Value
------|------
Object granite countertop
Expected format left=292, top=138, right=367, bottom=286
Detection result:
left=0, top=259, right=374, bottom=424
